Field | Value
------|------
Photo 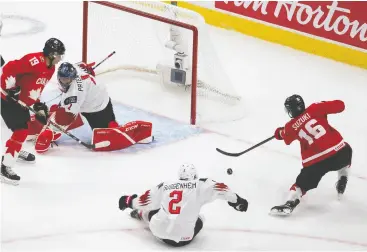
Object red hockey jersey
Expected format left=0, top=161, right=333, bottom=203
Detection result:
left=281, top=101, right=346, bottom=167
left=1, top=52, right=55, bottom=106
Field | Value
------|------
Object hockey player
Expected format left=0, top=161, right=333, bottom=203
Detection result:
left=33, top=62, right=153, bottom=153
left=118, top=163, right=248, bottom=247
left=271, top=95, right=352, bottom=216
left=1, top=38, right=65, bottom=185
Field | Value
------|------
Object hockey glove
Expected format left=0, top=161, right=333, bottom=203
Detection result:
left=5, top=86, right=21, bottom=102
left=78, top=62, right=96, bottom=77
left=228, top=194, right=248, bottom=212
left=33, top=102, right=49, bottom=125
left=274, top=127, right=284, bottom=140
left=119, top=194, right=137, bottom=211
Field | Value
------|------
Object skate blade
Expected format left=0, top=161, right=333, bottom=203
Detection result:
left=269, top=208, right=292, bottom=216
left=337, top=193, right=343, bottom=201
left=17, top=159, right=36, bottom=164
left=1, top=176, right=19, bottom=186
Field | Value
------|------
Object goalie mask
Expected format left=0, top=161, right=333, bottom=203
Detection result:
left=178, top=163, right=198, bottom=181
left=57, top=62, right=77, bottom=93
left=284, top=94, right=305, bottom=118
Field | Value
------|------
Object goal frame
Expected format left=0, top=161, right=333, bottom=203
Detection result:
left=82, top=1, right=199, bottom=124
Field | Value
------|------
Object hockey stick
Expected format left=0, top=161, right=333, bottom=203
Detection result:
left=92, top=51, right=116, bottom=70
left=216, top=136, right=275, bottom=157
left=2, top=92, right=109, bottom=150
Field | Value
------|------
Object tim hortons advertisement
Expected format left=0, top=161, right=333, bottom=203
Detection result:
left=215, top=1, right=367, bottom=51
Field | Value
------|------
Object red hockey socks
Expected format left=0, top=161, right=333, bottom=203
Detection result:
left=288, top=183, right=306, bottom=201
left=2, top=129, right=28, bottom=167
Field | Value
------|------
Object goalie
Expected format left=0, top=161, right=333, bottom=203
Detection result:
left=30, top=62, right=153, bottom=153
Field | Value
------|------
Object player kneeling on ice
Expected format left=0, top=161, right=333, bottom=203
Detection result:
left=118, top=163, right=248, bottom=247
left=31, top=62, right=153, bottom=153
left=270, top=95, right=352, bottom=216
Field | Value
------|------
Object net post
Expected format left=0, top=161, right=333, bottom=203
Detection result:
left=82, top=1, right=89, bottom=62
left=191, top=27, right=199, bottom=125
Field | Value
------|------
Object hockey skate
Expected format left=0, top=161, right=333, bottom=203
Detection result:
left=1, top=163, right=20, bottom=186
left=336, top=176, right=348, bottom=199
left=17, top=150, right=36, bottom=163
left=130, top=209, right=142, bottom=220
left=270, top=199, right=300, bottom=216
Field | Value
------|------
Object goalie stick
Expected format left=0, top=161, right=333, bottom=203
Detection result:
left=216, top=136, right=275, bottom=157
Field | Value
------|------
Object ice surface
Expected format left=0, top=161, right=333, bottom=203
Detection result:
left=1, top=2, right=366, bottom=251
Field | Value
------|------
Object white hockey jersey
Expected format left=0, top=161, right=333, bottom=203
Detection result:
left=132, top=178, right=238, bottom=243
left=58, top=64, right=110, bottom=115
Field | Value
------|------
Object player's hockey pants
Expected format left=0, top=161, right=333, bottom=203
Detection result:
left=81, top=98, right=116, bottom=130
left=296, top=143, right=352, bottom=192
left=148, top=209, right=204, bottom=247
left=1, top=97, right=30, bottom=131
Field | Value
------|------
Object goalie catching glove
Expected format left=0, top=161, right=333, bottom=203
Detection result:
left=77, top=62, right=96, bottom=77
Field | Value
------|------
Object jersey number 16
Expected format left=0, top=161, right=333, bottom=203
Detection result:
left=298, top=119, right=326, bottom=145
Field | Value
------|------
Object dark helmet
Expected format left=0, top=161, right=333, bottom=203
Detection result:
left=43, top=38, right=65, bottom=57
left=57, top=62, right=77, bottom=93
left=284, top=94, right=305, bottom=118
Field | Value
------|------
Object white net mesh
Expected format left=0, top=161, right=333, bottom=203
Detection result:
left=85, top=1, right=245, bottom=124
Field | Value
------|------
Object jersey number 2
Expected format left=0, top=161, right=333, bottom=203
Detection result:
left=168, top=190, right=183, bottom=214
left=298, top=119, right=326, bottom=145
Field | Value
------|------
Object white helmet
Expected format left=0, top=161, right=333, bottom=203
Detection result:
left=178, top=163, right=198, bottom=181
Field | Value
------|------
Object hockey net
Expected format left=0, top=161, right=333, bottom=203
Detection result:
left=82, top=1, right=245, bottom=125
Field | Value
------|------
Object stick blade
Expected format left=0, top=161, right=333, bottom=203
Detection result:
left=215, top=148, right=241, bottom=157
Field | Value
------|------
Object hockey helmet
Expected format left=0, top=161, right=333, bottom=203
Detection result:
left=178, top=163, right=198, bottom=181
left=43, top=38, right=65, bottom=57
left=57, top=62, right=77, bottom=93
left=284, top=94, right=305, bottom=118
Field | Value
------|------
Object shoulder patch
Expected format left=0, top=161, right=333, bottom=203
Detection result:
left=64, top=96, right=77, bottom=105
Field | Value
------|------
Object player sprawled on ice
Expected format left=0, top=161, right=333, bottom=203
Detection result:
left=118, top=163, right=248, bottom=247
left=1, top=38, right=65, bottom=185
left=29, top=61, right=153, bottom=154
left=271, top=95, right=352, bottom=216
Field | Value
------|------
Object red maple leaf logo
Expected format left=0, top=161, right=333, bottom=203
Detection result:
left=139, top=190, right=151, bottom=206
left=214, top=183, right=229, bottom=192
left=5, top=140, right=19, bottom=157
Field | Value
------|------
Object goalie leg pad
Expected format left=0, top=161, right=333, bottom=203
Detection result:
left=27, top=113, right=84, bottom=141
left=92, top=121, right=153, bottom=151
left=123, top=121, right=153, bottom=144
left=35, top=129, right=54, bottom=154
